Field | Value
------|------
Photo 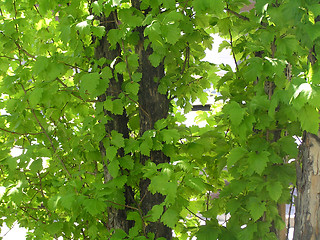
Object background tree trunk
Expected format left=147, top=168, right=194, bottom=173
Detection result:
left=294, top=131, right=320, bottom=240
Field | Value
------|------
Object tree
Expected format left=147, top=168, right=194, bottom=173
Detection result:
left=0, top=0, right=319, bottom=239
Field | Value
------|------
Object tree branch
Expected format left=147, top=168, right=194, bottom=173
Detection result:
left=0, top=127, right=44, bottom=136
left=225, top=7, right=250, bottom=21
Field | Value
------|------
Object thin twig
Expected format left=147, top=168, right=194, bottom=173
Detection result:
left=186, top=207, right=207, bottom=221
left=225, top=8, right=250, bottom=21
left=182, top=0, right=190, bottom=12
left=0, top=55, right=17, bottom=60
left=229, top=29, right=239, bottom=72
left=0, top=127, right=44, bottom=136
left=106, top=200, right=139, bottom=211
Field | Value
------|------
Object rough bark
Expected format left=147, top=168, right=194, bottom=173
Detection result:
left=294, top=132, right=320, bottom=240
left=95, top=11, right=134, bottom=233
left=132, top=1, right=172, bottom=238
left=136, top=35, right=172, bottom=240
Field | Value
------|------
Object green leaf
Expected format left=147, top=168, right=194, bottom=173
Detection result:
left=48, top=195, right=61, bottom=211
left=223, top=101, right=246, bottom=126
left=91, top=1, right=102, bottom=15
left=125, top=82, right=140, bottom=95
left=154, top=119, right=167, bottom=130
left=149, top=53, right=162, bottom=67
left=92, top=26, right=105, bottom=39
left=227, top=147, right=248, bottom=168
left=29, top=88, right=44, bottom=108
left=111, top=130, right=125, bottom=148
left=110, top=229, right=127, bottom=240
left=88, top=225, right=98, bottom=239
left=127, top=211, right=142, bottom=237
left=298, top=104, right=319, bottom=134
left=196, top=224, right=220, bottom=240
left=160, top=129, right=180, bottom=144
left=80, top=72, right=100, bottom=97
left=29, top=158, right=42, bottom=173
left=112, top=99, right=124, bottom=115
left=148, top=203, right=164, bottom=221
left=119, top=155, right=134, bottom=170
left=278, top=136, right=298, bottom=157
left=108, top=159, right=120, bottom=178
left=266, top=181, right=283, bottom=201
left=83, top=198, right=106, bottom=216
left=247, top=151, right=270, bottom=175
left=247, top=197, right=266, bottom=221
left=106, top=146, right=117, bottom=161
left=161, top=207, right=179, bottom=228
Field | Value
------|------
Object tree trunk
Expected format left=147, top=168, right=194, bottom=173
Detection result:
left=294, top=131, right=320, bottom=240
left=136, top=32, right=172, bottom=240
left=131, top=2, right=172, bottom=238
left=95, top=12, right=134, bottom=233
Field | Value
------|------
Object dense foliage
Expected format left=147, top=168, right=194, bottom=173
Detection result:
left=0, top=0, right=319, bottom=239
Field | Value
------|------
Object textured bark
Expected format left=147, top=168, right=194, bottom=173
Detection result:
left=132, top=1, right=172, bottom=238
left=136, top=36, right=172, bottom=240
left=95, top=12, right=134, bottom=233
left=294, top=132, right=320, bottom=240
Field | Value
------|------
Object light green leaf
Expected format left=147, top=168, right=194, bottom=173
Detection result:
left=119, top=155, right=134, bottom=170
left=29, top=158, right=42, bottom=173
left=148, top=204, right=164, bottom=221
left=298, top=104, right=319, bottom=134
left=108, top=159, right=120, bottom=178
left=111, top=130, right=125, bottom=148
left=267, top=181, right=283, bottom=201
left=106, top=146, right=117, bottom=161
left=161, top=207, right=179, bottom=228
left=112, top=99, right=124, bottom=115
left=125, top=82, right=140, bottom=95
left=92, top=26, right=105, bottom=39
left=149, top=53, right=162, bottom=67
left=247, top=197, right=266, bottom=221
left=223, top=101, right=246, bottom=126
left=196, top=225, right=220, bottom=240
left=88, top=225, right=98, bottom=239
left=227, top=147, right=248, bottom=168
left=83, top=198, right=106, bottom=216
left=80, top=72, right=100, bottom=97
left=29, top=88, right=44, bottom=108
left=247, top=151, right=270, bottom=175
